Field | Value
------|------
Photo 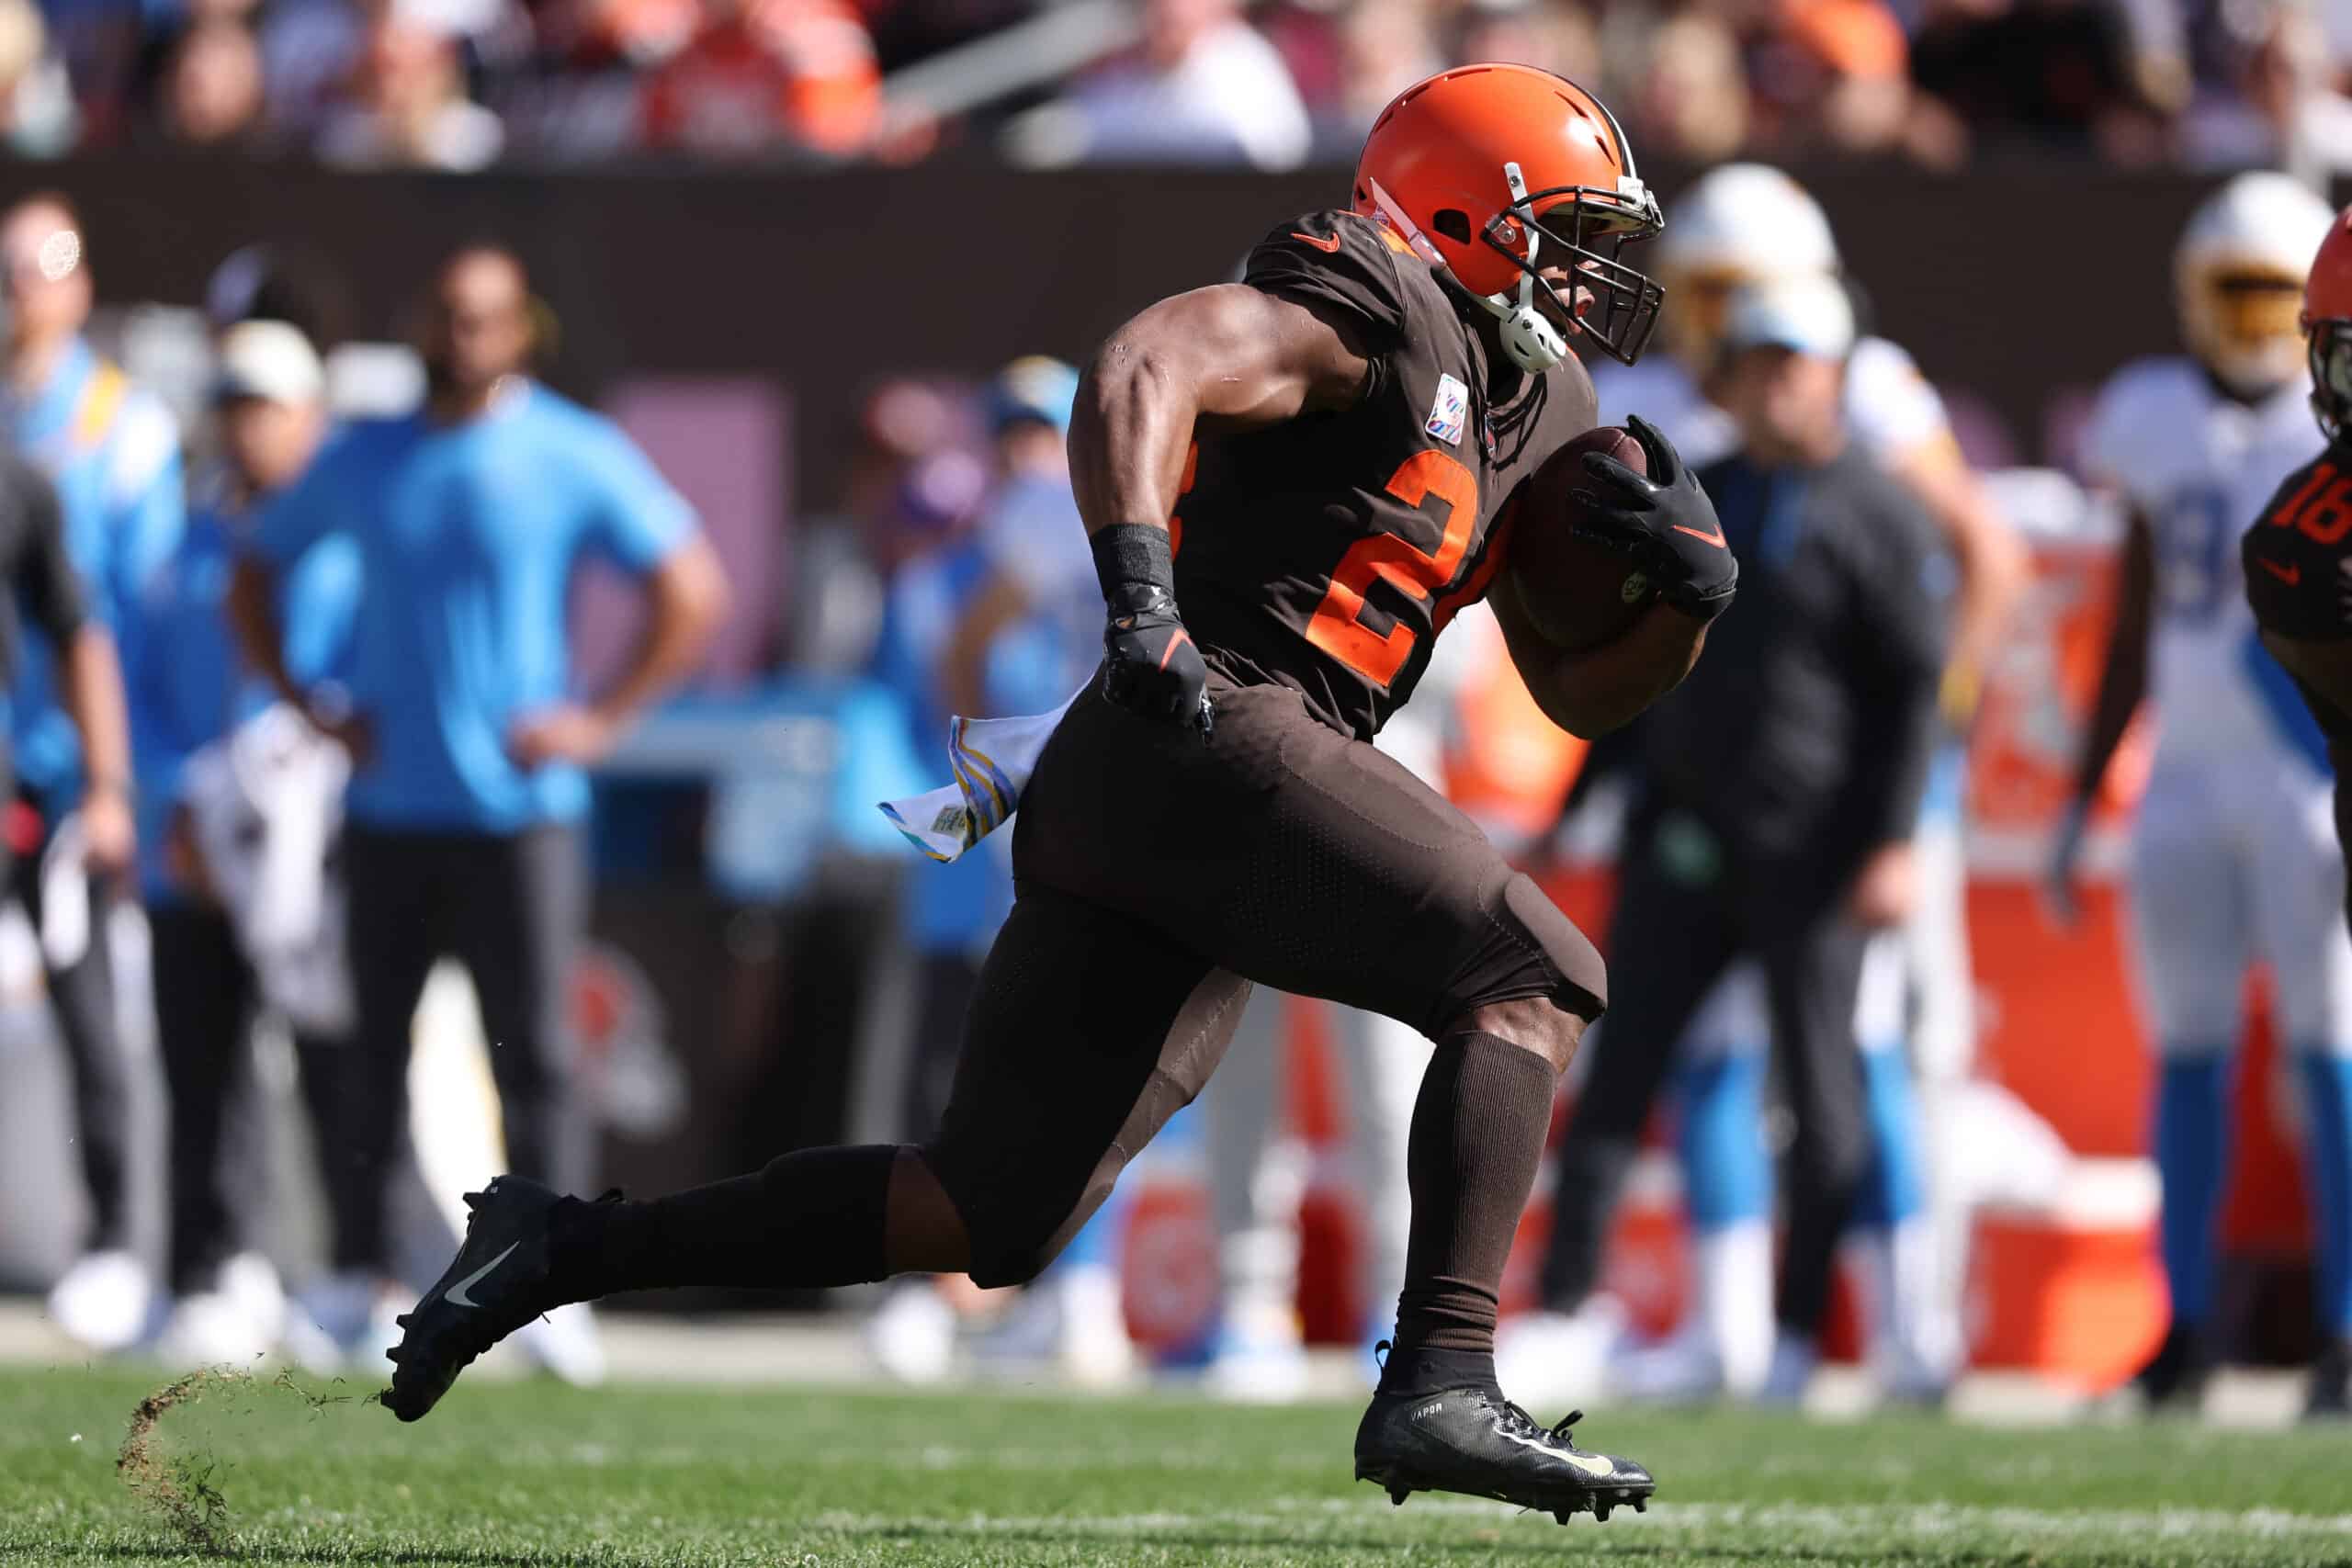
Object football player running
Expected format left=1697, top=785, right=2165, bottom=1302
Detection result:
left=2051, top=172, right=2346, bottom=1416
left=2239, top=197, right=2352, bottom=1419
left=1506, top=164, right=2020, bottom=1409
left=381, top=65, right=1734, bottom=1521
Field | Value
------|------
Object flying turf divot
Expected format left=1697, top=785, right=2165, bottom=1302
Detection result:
left=117, top=1366, right=366, bottom=1551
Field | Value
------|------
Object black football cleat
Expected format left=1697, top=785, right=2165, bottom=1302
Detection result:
left=2121, top=1323, right=2215, bottom=1416
left=382, top=1175, right=570, bottom=1422
left=1354, top=1385, right=1655, bottom=1524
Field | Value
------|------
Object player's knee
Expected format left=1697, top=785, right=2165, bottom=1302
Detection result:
left=1450, top=995, right=1588, bottom=1076
left=971, top=1242, right=1053, bottom=1290
left=964, top=1203, right=1091, bottom=1288
left=922, top=1156, right=1086, bottom=1290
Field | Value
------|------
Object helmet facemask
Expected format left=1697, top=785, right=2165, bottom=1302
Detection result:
left=1480, top=163, right=1664, bottom=368
left=2312, top=319, right=2352, bottom=443
left=1364, top=161, right=1664, bottom=371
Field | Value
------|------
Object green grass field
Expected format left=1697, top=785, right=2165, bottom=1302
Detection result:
left=7, top=1364, right=2352, bottom=1566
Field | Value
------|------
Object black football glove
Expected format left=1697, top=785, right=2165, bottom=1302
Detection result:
left=1102, top=582, right=1212, bottom=732
left=1569, top=413, right=1738, bottom=622
left=1092, top=525, right=1212, bottom=734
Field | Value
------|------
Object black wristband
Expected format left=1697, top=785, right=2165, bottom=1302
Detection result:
left=1091, top=524, right=1176, bottom=601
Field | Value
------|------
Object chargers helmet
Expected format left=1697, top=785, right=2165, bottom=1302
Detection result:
left=1653, top=164, right=1839, bottom=374
left=2176, top=173, right=2335, bottom=399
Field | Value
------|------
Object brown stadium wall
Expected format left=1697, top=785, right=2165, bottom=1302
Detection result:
left=16, top=157, right=2348, bottom=507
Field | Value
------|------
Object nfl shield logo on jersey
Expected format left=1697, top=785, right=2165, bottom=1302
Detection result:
left=1426, top=374, right=1468, bottom=446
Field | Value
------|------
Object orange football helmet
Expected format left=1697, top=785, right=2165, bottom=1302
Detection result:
left=2307, top=204, right=2352, bottom=441
left=1353, top=63, right=1665, bottom=369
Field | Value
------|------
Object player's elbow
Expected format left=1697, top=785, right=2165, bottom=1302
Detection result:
left=669, top=535, right=731, bottom=635
left=1541, top=683, right=1651, bottom=740
left=1080, top=329, right=1181, bottom=434
left=1967, top=511, right=2031, bottom=613
left=1538, top=610, right=1707, bottom=737
left=1526, top=664, right=1651, bottom=739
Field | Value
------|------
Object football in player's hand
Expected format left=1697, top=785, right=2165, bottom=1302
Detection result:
left=1503, top=424, right=1657, bottom=651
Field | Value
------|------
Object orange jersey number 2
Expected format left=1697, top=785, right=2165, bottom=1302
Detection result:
left=1304, top=449, right=1480, bottom=689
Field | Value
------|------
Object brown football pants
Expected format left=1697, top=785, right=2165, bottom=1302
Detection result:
left=923, top=673, right=1606, bottom=1288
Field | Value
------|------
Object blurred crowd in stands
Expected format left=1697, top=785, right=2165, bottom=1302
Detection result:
left=0, top=0, right=2343, bottom=177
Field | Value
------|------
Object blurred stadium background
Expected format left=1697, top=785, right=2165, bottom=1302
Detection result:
left=0, top=0, right=2348, bottom=1423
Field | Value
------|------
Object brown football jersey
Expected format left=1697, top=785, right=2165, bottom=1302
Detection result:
left=2243, top=440, right=2352, bottom=744
left=1172, top=209, right=1600, bottom=741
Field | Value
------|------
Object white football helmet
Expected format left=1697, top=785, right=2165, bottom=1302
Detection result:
left=1656, top=164, right=1840, bottom=372
left=2175, top=172, right=2335, bottom=398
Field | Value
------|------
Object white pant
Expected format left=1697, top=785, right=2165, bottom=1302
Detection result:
left=1204, top=985, right=1426, bottom=1332
left=2128, top=752, right=2352, bottom=1055
left=1904, top=807, right=1976, bottom=1081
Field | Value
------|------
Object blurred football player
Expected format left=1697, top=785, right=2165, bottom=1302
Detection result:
left=1507, top=164, right=2015, bottom=1407
left=233, top=246, right=730, bottom=1388
left=2238, top=197, right=2352, bottom=1418
left=1514, top=272, right=1951, bottom=1414
left=2051, top=172, right=2343, bottom=1414
left=0, top=192, right=175, bottom=1352
left=137, top=319, right=354, bottom=1368
left=387, top=65, right=1736, bottom=1522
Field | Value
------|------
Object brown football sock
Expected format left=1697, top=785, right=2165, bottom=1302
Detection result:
left=546, top=1144, right=899, bottom=1301
left=1379, top=1032, right=1556, bottom=1398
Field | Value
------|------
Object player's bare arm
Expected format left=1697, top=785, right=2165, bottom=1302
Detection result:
left=59, top=624, right=133, bottom=873
left=510, top=535, right=729, bottom=768
left=1070, top=283, right=1375, bottom=531
left=1069, top=284, right=1375, bottom=729
left=1890, top=441, right=2028, bottom=723
left=2070, top=508, right=2156, bottom=799
left=227, top=556, right=300, bottom=715
left=2046, top=507, right=2154, bottom=919
left=231, top=556, right=375, bottom=761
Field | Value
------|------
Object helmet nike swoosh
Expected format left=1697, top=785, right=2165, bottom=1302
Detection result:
left=445, top=1242, right=519, bottom=1308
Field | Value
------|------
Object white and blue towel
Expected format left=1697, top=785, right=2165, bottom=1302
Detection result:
left=879, top=696, right=1077, bottom=863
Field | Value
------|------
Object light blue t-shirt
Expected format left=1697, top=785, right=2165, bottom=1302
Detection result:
left=252, top=384, right=695, bottom=832
left=2, top=337, right=186, bottom=798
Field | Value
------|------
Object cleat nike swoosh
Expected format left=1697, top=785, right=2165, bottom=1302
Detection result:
left=445, top=1242, right=519, bottom=1308
left=1493, top=1427, right=1616, bottom=1476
